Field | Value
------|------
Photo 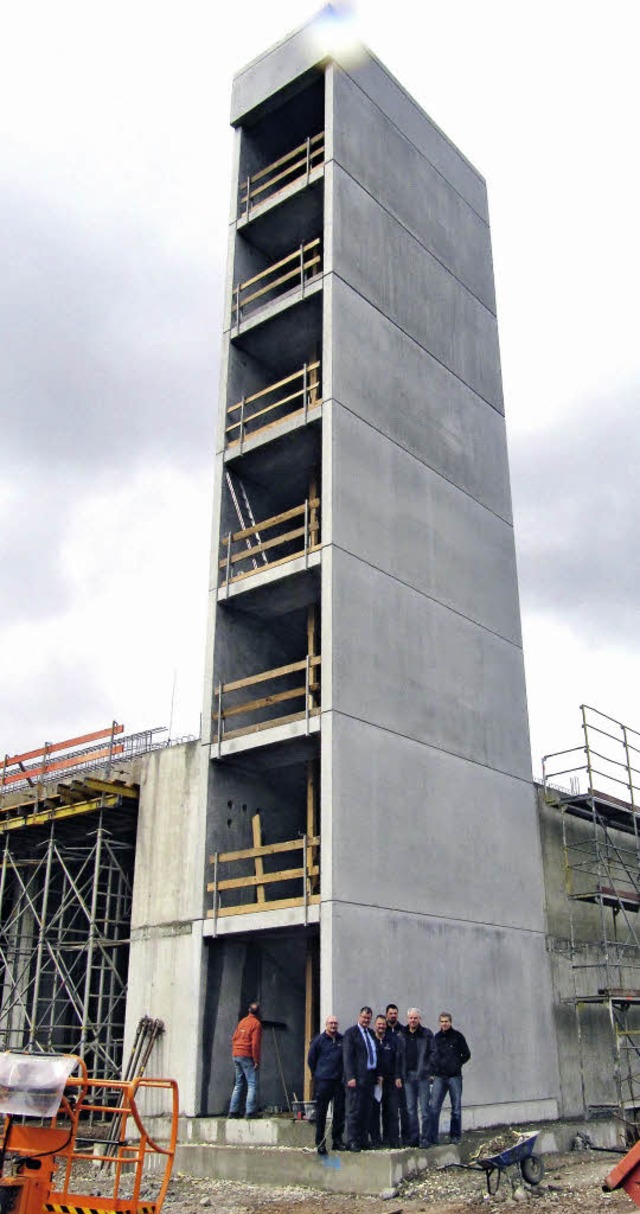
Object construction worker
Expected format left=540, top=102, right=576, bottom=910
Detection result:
left=228, top=1000, right=262, bottom=1118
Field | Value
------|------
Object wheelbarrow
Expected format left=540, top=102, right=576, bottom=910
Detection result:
left=471, top=1131, right=545, bottom=1194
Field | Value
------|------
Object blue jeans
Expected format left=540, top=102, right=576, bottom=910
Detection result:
left=229, top=1056, right=258, bottom=1115
left=404, top=1073, right=431, bottom=1146
left=428, top=1074, right=462, bottom=1142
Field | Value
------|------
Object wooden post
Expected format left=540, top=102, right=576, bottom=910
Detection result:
left=307, top=760, right=319, bottom=895
left=252, top=813, right=266, bottom=904
left=307, top=605, right=319, bottom=710
left=309, top=471, right=319, bottom=549
left=308, top=348, right=319, bottom=405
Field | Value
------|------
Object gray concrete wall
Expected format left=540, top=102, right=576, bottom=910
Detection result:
left=319, top=56, right=560, bottom=1123
left=126, top=741, right=209, bottom=1116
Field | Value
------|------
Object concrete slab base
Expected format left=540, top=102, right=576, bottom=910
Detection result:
left=165, top=1116, right=622, bottom=1198
left=174, top=1141, right=452, bottom=1196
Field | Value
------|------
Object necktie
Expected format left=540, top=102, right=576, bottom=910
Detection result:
left=364, top=1030, right=375, bottom=1066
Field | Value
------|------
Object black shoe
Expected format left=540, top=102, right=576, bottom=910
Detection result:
left=347, top=1143, right=361, bottom=1152
left=449, top=1137, right=461, bottom=1145
left=245, top=1112, right=262, bottom=1119
left=332, top=1139, right=346, bottom=1150
left=227, top=1111, right=242, bottom=1119
left=317, top=1144, right=328, bottom=1155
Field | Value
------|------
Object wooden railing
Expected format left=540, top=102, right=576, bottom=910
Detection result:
left=214, top=655, right=321, bottom=744
left=219, top=496, right=320, bottom=589
left=232, top=237, right=322, bottom=327
left=238, top=132, right=324, bottom=219
left=226, top=359, right=321, bottom=448
left=208, top=820, right=320, bottom=920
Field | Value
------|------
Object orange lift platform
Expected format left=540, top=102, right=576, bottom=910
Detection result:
left=604, top=1140, right=640, bottom=1206
left=0, top=1054, right=178, bottom=1214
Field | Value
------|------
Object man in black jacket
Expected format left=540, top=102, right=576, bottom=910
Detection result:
left=401, top=1007, right=436, bottom=1147
left=342, top=1006, right=378, bottom=1151
left=370, top=1014, right=402, bottom=1147
left=307, top=1014, right=345, bottom=1154
left=426, top=1012, right=471, bottom=1145
left=385, top=1002, right=409, bottom=1145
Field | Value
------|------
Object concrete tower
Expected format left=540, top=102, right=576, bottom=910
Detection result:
left=199, top=16, right=560, bottom=1124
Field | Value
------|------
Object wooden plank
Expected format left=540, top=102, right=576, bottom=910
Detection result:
left=222, top=525, right=306, bottom=570
left=221, top=685, right=306, bottom=721
left=222, top=543, right=321, bottom=587
left=244, top=132, right=324, bottom=188
left=81, top=777, right=139, bottom=799
left=228, top=361, right=320, bottom=413
left=221, top=706, right=321, bottom=741
left=208, top=894, right=321, bottom=919
left=211, top=835, right=320, bottom=866
left=240, top=254, right=321, bottom=310
left=247, top=148, right=323, bottom=203
left=252, top=813, right=266, bottom=903
left=226, top=386, right=304, bottom=431
left=238, top=238, right=320, bottom=294
left=226, top=402, right=322, bottom=450
left=222, top=500, right=319, bottom=547
left=216, top=864, right=320, bottom=892
left=218, top=655, right=321, bottom=695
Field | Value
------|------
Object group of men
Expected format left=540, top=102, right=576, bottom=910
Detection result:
left=226, top=999, right=471, bottom=1156
left=307, top=1004, right=470, bottom=1155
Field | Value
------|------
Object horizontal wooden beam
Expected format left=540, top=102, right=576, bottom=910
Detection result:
left=228, top=361, right=320, bottom=413
left=214, top=864, right=320, bottom=892
left=220, top=706, right=320, bottom=742
left=218, top=654, right=321, bottom=696
left=211, top=835, right=320, bottom=865
left=221, top=542, right=321, bottom=586
left=208, top=894, right=321, bottom=919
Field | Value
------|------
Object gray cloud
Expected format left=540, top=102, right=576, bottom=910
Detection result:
left=0, top=172, right=222, bottom=630
left=510, top=382, right=640, bottom=645
left=0, top=177, right=221, bottom=477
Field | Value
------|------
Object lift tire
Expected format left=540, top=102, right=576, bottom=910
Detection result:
left=521, top=1154, right=545, bottom=1185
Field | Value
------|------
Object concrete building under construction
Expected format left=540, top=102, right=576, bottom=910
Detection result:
left=3, top=13, right=640, bottom=1154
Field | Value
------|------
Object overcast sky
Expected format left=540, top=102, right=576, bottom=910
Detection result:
left=1, top=0, right=639, bottom=778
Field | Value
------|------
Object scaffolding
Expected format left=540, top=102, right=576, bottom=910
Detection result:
left=543, top=704, right=640, bottom=1142
left=0, top=778, right=138, bottom=1080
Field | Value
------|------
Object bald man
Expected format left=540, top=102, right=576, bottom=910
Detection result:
left=307, top=1015, right=345, bottom=1154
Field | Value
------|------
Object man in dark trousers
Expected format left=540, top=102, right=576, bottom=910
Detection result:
left=427, top=1012, right=471, bottom=1145
left=228, top=1000, right=262, bottom=1118
left=369, top=1014, right=402, bottom=1147
left=385, top=1002, right=409, bottom=1145
left=342, top=1006, right=379, bottom=1151
left=307, top=1014, right=345, bottom=1155
left=401, top=1007, right=435, bottom=1147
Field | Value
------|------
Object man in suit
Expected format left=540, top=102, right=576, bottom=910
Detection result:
left=342, top=1006, right=379, bottom=1151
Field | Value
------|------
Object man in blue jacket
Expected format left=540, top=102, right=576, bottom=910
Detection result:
left=307, top=1014, right=345, bottom=1154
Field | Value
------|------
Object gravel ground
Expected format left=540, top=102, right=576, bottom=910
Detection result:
left=153, top=1150, right=632, bottom=1214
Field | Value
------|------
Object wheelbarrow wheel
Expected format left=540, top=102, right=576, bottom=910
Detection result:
left=521, top=1154, right=545, bottom=1185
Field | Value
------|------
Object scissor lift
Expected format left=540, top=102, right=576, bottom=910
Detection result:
left=0, top=1054, right=178, bottom=1214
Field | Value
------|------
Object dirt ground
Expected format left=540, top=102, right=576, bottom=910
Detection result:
left=158, top=1149, right=632, bottom=1214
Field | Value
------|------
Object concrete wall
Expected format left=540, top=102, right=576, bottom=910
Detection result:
left=319, top=56, right=561, bottom=1122
left=126, top=741, right=208, bottom=1116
